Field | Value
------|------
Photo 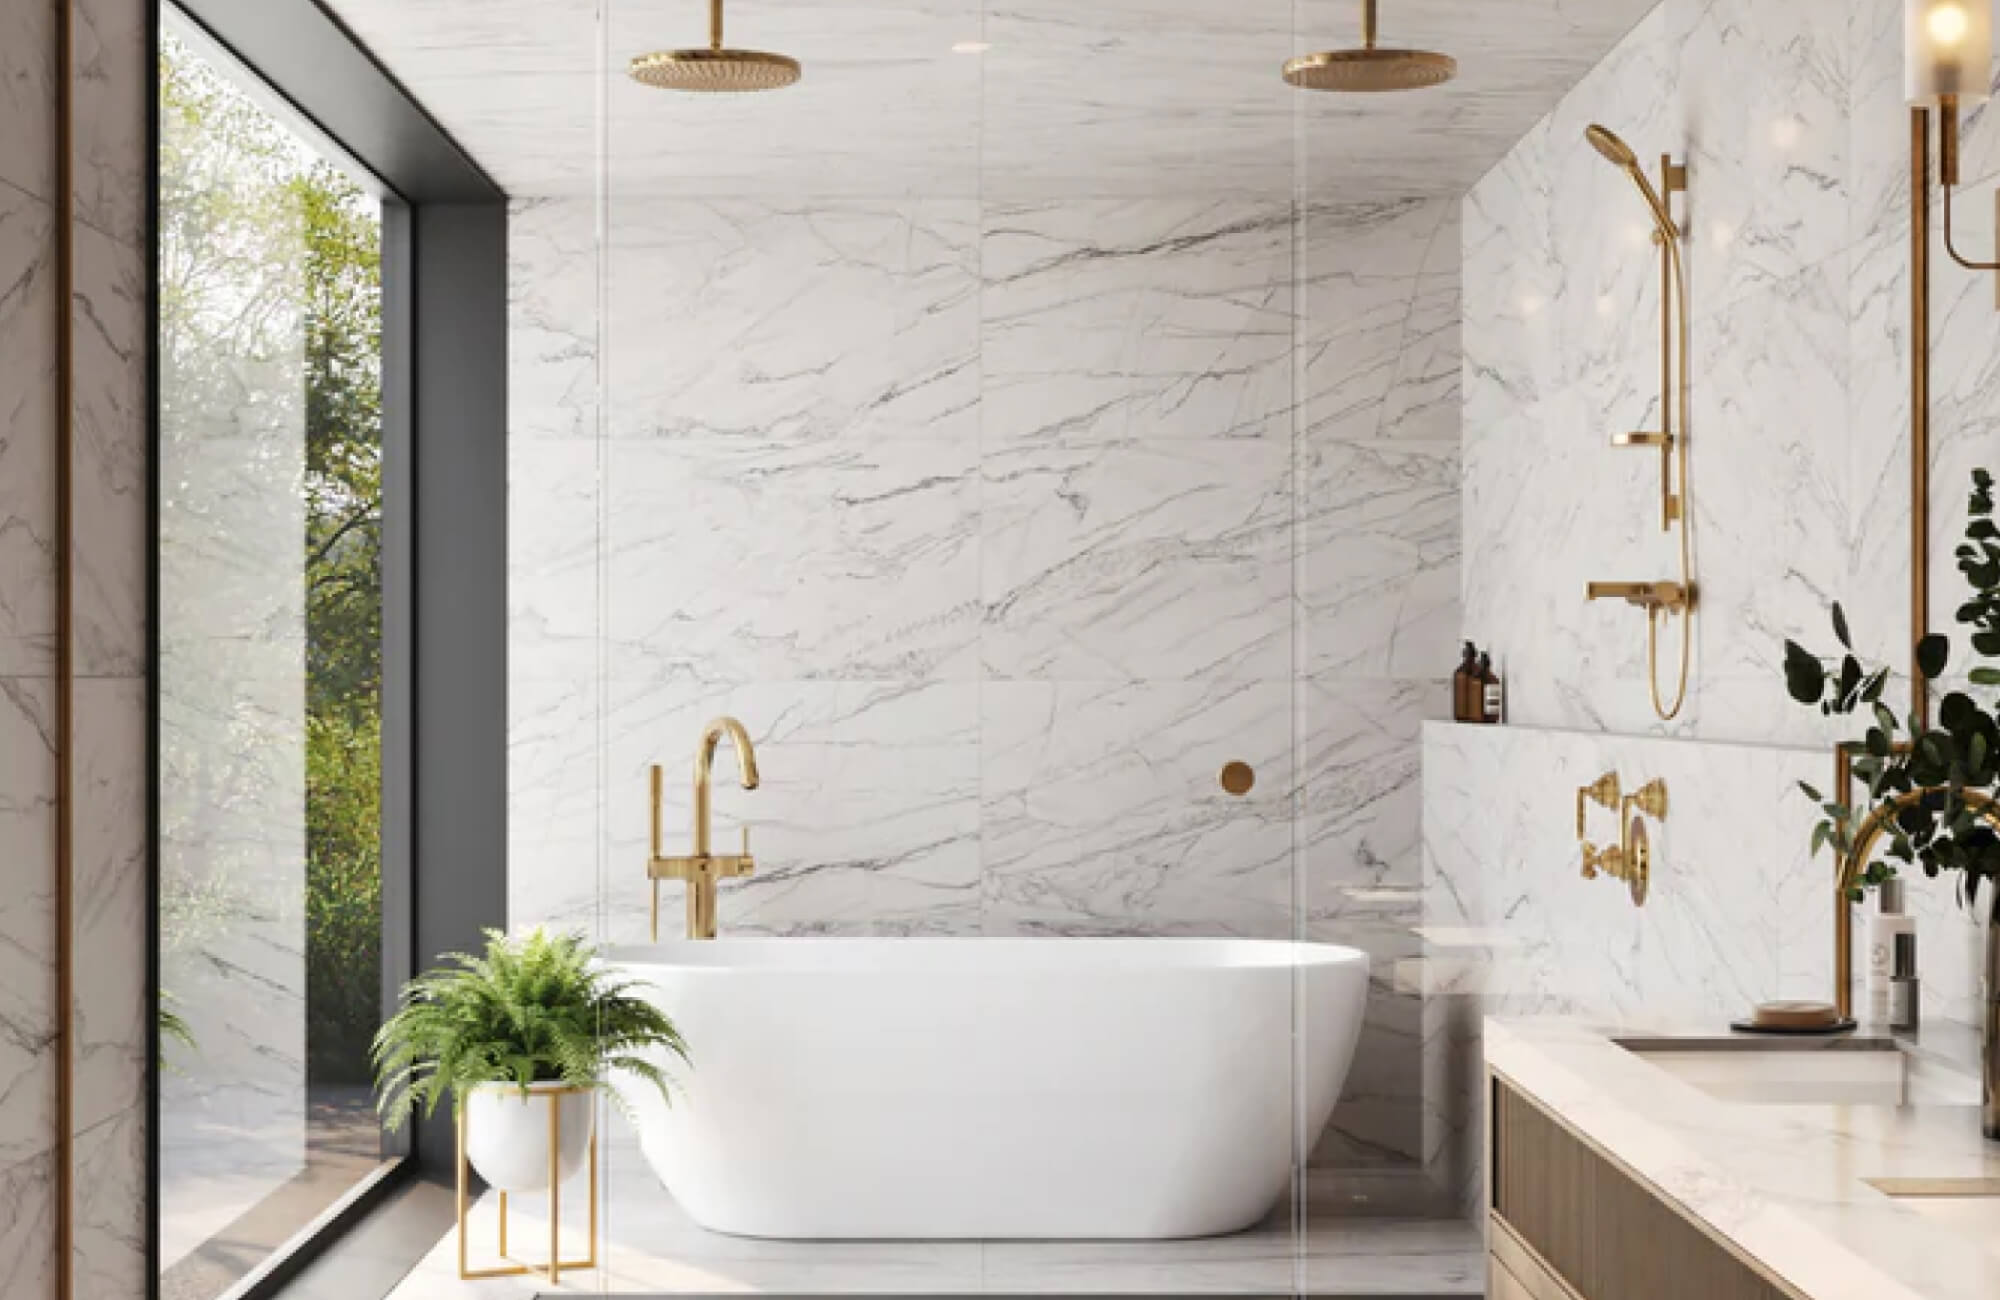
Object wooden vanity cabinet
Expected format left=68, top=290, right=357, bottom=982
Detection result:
left=1486, top=1072, right=1804, bottom=1300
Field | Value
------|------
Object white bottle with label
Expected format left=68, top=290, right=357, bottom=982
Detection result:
left=1866, top=878, right=1915, bottom=1026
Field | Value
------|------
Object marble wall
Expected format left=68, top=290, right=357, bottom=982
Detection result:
left=508, top=193, right=1461, bottom=1178
left=1437, top=0, right=2000, bottom=1206
left=0, top=0, right=151, bottom=1294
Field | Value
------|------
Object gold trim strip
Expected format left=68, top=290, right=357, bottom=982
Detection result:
left=1913, top=105, right=1932, bottom=730
left=56, top=0, right=77, bottom=1293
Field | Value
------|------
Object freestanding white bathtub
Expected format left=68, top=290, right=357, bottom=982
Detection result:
left=604, top=938, right=1368, bottom=1240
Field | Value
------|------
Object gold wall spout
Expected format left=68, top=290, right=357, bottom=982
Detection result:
left=648, top=716, right=761, bottom=940
left=1585, top=581, right=1695, bottom=614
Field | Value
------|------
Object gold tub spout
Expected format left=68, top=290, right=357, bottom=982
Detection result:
left=648, top=717, right=761, bottom=940
left=1586, top=580, right=1695, bottom=613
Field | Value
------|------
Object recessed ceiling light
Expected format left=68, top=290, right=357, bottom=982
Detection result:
left=952, top=40, right=991, bottom=54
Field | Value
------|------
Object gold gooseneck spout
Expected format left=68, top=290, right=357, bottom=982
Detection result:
left=649, top=716, right=761, bottom=940
left=1583, top=123, right=1696, bottom=720
left=694, top=716, right=760, bottom=858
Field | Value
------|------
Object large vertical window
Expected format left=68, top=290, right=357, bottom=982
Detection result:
left=156, top=16, right=388, bottom=1297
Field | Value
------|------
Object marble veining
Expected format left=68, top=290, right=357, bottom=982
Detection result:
left=510, top=190, right=1463, bottom=1179
left=318, top=0, right=1661, bottom=202
left=1458, top=0, right=1950, bottom=748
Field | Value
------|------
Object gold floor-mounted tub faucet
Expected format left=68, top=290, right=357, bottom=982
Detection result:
left=648, top=716, right=761, bottom=941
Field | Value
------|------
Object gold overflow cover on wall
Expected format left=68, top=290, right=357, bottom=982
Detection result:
left=1575, top=772, right=1667, bottom=907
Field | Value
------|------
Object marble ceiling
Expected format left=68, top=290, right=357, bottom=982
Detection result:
left=320, top=0, right=1660, bottom=199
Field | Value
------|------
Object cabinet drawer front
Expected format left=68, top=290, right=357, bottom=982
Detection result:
left=1491, top=1075, right=1800, bottom=1300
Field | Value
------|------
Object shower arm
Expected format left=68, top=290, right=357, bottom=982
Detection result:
left=710, top=0, right=723, bottom=50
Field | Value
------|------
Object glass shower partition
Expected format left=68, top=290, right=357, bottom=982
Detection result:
left=552, top=0, right=1458, bottom=1290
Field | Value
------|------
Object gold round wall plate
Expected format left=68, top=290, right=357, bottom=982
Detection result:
left=1625, top=816, right=1650, bottom=907
left=629, top=48, right=802, bottom=93
left=1219, top=762, right=1256, bottom=797
left=1282, top=47, right=1456, bottom=92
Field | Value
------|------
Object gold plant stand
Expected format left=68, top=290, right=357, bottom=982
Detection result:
left=455, top=1087, right=599, bottom=1283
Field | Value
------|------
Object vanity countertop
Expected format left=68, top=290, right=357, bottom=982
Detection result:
left=1486, top=1017, right=2000, bottom=1300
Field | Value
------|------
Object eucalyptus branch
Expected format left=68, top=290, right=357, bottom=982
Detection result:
left=1786, top=470, right=2000, bottom=910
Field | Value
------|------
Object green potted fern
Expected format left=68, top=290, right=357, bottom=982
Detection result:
left=372, top=928, right=688, bottom=1190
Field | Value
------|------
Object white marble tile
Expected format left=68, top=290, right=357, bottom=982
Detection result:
left=1687, top=259, right=1850, bottom=690
left=606, top=200, right=979, bottom=445
left=69, top=0, right=147, bottom=249
left=71, top=676, right=147, bottom=1138
left=326, top=0, right=1657, bottom=203
left=0, top=186, right=58, bottom=678
left=0, top=2, right=55, bottom=205
left=1299, top=442, right=1459, bottom=681
left=385, top=1154, right=1483, bottom=1297
left=981, top=439, right=1290, bottom=683
left=981, top=199, right=1295, bottom=445
left=1461, top=116, right=1558, bottom=431
left=1677, top=0, right=1850, bottom=316
left=1302, top=199, right=1461, bottom=447
left=70, top=222, right=147, bottom=679
left=71, top=1105, right=145, bottom=1300
left=0, top=1153, right=56, bottom=1299
left=507, top=437, right=601, bottom=682
left=980, top=679, right=1293, bottom=937
left=598, top=680, right=983, bottom=941
left=605, top=438, right=979, bottom=684
left=508, top=198, right=599, bottom=444
left=0, top=678, right=56, bottom=1172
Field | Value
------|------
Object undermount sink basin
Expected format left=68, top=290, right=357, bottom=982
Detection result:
left=1615, top=1037, right=1979, bottom=1107
left=1868, top=1180, right=2000, bottom=1260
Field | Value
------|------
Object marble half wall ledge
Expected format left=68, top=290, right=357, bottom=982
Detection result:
left=1419, top=718, right=1993, bottom=1028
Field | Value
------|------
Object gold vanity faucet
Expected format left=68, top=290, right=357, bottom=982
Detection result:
left=648, top=716, right=761, bottom=941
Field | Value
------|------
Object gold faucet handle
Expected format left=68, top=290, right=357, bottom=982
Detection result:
left=1624, top=779, right=1668, bottom=821
left=1582, top=840, right=1626, bottom=882
left=649, top=854, right=702, bottom=881
left=708, top=826, right=756, bottom=879
left=1576, top=772, right=1621, bottom=837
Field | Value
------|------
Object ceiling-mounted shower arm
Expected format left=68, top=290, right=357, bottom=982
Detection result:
left=1362, top=0, right=1377, bottom=49
left=709, top=0, right=723, bottom=51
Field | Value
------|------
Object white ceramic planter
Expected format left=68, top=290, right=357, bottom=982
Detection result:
left=463, top=1083, right=595, bottom=1192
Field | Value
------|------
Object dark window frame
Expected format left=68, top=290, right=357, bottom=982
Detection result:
left=148, top=2, right=509, bottom=1294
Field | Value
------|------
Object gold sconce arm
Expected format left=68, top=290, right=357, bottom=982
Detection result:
left=1937, top=98, right=2000, bottom=278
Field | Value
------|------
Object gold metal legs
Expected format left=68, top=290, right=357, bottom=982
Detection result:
left=456, top=1090, right=599, bottom=1283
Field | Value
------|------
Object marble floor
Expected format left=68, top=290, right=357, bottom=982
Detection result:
left=384, top=1161, right=1483, bottom=1297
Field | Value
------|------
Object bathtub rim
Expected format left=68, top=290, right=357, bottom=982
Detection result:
left=599, top=935, right=1368, bottom=976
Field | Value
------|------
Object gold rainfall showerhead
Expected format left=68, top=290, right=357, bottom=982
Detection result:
left=1284, top=0, right=1456, bottom=93
left=630, top=0, right=801, bottom=93
left=1584, top=122, right=1682, bottom=242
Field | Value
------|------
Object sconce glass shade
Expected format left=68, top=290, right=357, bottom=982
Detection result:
left=1907, top=0, right=1994, bottom=104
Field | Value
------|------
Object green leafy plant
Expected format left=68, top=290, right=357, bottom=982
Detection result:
left=159, top=992, right=196, bottom=1060
left=1785, top=469, right=2000, bottom=912
left=371, top=929, right=688, bottom=1133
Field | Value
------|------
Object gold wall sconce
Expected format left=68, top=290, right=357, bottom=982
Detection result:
left=1581, top=124, right=1698, bottom=721
left=1576, top=772, right=1667, bottom=908
left=1909, top=0, right=2000, bottom=305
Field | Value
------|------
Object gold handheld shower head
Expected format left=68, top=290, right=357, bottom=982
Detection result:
left=630, top=0, right=801, bottom=93
left=1585, top=123, right=1680, bottom=241
left=1586, top=124, right=1638, bottom=170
